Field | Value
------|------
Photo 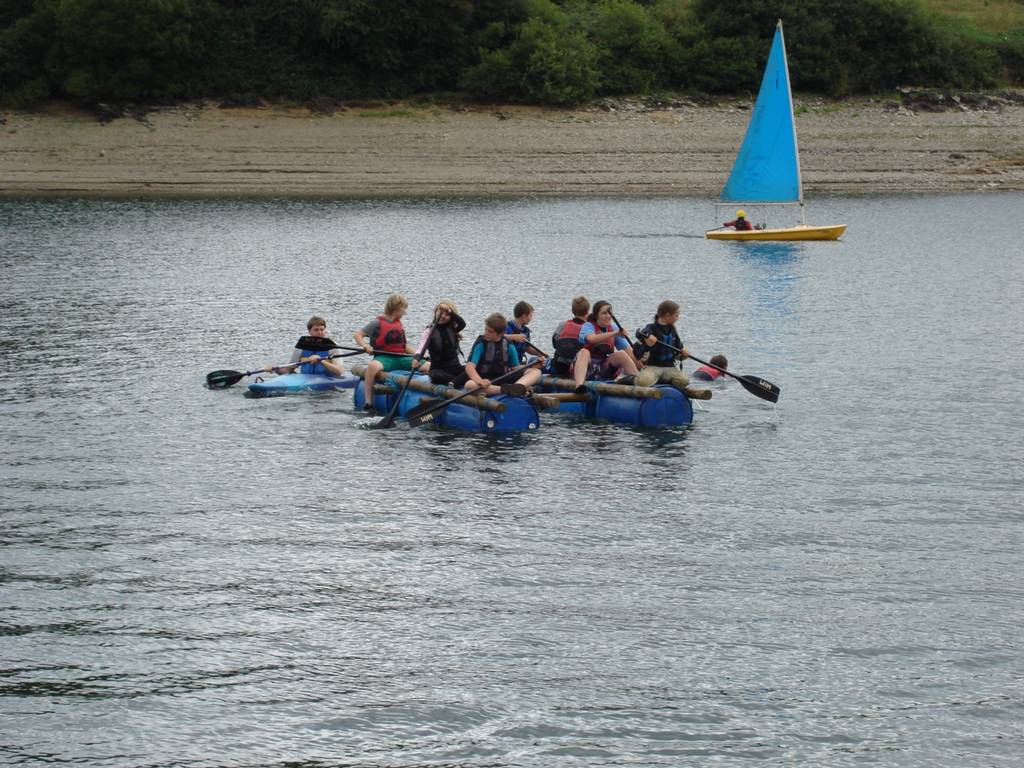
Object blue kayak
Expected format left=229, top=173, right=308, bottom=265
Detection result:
left=246, top=372, right=359, bottom=398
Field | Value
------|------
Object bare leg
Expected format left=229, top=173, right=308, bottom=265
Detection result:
left=573, top=349, right=591, bottom=387
left=465, top=379, right=501, bottom=397
left=363, top=359, right=383, bottom=409
left=609, top=349, right=639, bottom=375
left=519, top=368, right=542, bottom=390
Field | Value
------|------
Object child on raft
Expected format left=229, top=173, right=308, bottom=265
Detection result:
left=574, top=300, right=641, bottom=392
left=635, top=300, right=712, bottom=400
left=692, top=354, right=728, bottom=382
left=263, top=315, right=346, bottom=377
left=464, top=312, right=542, bottom=397
left=422, top=299, right=468, bottom=388
left=353, top=293, right=429, bottom=411
left=549, top=296, right=591, bottom=382
left=505, top=301, right=544, bottom=362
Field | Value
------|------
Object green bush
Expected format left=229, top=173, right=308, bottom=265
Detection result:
left=589, top=0, right=674, bottom=94
left=54, top=0, right=214, bottom=101
left=462, top=15, right=599, bottom=104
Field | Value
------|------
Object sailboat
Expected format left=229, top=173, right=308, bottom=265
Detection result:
left=706, top=21, right=846, bottom=241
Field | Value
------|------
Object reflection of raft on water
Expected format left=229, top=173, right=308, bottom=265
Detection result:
left=351, top=365, right=694, bottom=432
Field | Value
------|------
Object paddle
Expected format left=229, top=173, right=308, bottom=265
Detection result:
left=374, top=315, right=439, bottom=429
left=205, top=351, right=362, bottom=389
left=523, top=340, right=550, bottom=359
left=405, top=362, right=540, bottom=429
left=649, top=338, right=780, bottom=403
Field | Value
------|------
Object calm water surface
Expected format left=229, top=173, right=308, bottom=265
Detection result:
left=1, top=194, right=1022, bottom=767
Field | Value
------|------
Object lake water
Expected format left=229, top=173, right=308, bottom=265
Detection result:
left=2, top=193, right=1022, bottom=767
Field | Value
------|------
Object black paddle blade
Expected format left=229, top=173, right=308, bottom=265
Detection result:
left=206, top=370, right=245, bottom=389
left=737, top=375, right=780, bottom=403
left=404, top=398, right=442, bottom=428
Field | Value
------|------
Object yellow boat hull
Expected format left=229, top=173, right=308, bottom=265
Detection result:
left=706, top=224, right=847, bottom=241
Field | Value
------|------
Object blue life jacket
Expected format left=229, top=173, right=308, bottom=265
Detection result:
left=638, top=322, right=682, bottom=367
left=294, top=335, right=338, bottom=376
left=298, top=348, right=332, bottom=375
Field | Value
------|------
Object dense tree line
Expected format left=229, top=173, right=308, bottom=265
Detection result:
left=1, top=0, right=1021, bottom=107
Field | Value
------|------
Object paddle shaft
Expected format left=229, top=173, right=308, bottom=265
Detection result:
left=375, top=316, right=438, bottom=428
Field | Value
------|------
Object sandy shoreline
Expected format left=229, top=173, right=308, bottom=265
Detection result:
left=2, top=98, right=1023, bottom=197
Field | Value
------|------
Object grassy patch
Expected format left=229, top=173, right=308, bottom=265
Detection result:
left=920, top=0, right=1024, bottom=34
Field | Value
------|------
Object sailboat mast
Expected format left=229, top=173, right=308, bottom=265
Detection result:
left=778, top=20, right=805, bottom=225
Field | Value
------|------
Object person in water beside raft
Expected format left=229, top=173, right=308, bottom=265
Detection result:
left=724, top=209, right=754, bottom=231
left=692, top=354, right=728, bottom=382
left=574, top=300, right=641, bottom=392
left=635, top=300, right=712, bottom=400
left=422, top=300, right=468, bottom=388
left=263, top=315, right=346, bottom=377
left=464, top=313, right=542, bottom=397
left=354, top=293, right=429, bottom=411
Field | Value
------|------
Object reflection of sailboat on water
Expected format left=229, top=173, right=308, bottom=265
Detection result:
left=706, top=20, right=846, bottom=242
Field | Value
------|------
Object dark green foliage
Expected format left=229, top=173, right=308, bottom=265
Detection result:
left=690, top=0, right=1001, bottom=94
left=54, top=0, right=215, bottom=101
left=992, top=29, right=1024, bottom=82
left=589, top=0, right=674, bottom=94
left=461, top=15, right=599, bottom=103
left=0, top=0, right=1020, bottom=108
left=0, top=4, right=56, bottom=106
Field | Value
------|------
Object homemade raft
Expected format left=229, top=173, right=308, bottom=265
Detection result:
left=351, top=366, right=693, bottom=431
left=246, top=372, right=359, bottom=398
left=351, top=365, right=541, bottom=433
left=537, top=375, right=693, bottom=427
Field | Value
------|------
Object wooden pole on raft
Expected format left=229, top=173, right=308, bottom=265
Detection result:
left=352, top=364, right=507, bottom=414
left=538, top=374, right=663, bottom=399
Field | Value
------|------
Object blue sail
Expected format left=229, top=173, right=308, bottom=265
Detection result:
left=720, top=22, right=801, bottom=204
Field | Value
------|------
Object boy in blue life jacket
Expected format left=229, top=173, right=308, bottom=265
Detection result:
left=505, top=301, right=545, bottom=363
left=635, top=300, right=712, bottom=400
left=465, top=313, right=542, bottom=397
left=263, top=315, right=345, bottom=377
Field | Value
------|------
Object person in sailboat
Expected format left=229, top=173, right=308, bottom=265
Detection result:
left=723, top=210, right=754, bottom=231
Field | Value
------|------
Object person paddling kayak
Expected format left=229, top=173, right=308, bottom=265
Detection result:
left=263, top=315, right=345, bottom=377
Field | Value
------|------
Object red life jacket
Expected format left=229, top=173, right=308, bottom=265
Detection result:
left=552, top=318, right=586, bottom=370
left=373, top=315, right=407, bottom=353
left=692, top=364, right=723, bottom=381
left=584, top=323, right=617, bottom=361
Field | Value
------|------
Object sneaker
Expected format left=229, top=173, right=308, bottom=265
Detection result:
left=615, top=374, right=636, bottom=386
left=574, top=384, right=589, bottom=395
left=683, top=387, right=712, bottom=400
left=500, top=383, right=527, bottom=397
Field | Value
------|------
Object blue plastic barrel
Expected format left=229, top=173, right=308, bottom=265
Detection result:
left=353, top=374, right=539, bottom=432
left=592, top=384, right=692, bottom=426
